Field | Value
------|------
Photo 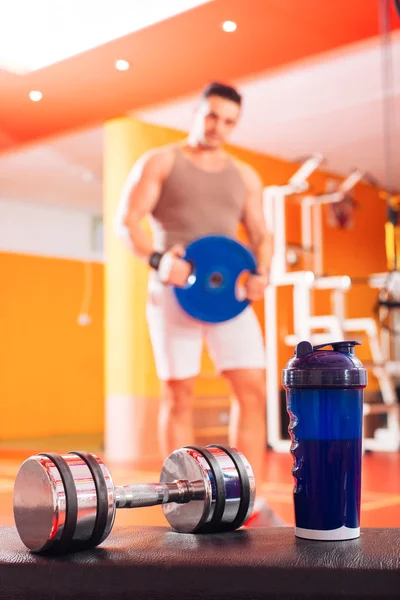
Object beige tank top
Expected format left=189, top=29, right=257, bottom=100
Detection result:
left=149, top=147, right=247, bottom=251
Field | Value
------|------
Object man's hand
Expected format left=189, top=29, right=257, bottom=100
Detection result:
left=245, top=271, right=269, bottom=302
left=159, top=245, right=192, bottom=287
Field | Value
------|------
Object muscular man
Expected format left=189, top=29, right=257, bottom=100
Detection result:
left=115, top=82, right=276, bottom=524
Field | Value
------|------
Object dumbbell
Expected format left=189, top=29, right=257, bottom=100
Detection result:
left=13, top=444, right=255, bottom=554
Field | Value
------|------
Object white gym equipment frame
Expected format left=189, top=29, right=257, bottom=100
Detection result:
left=264, top=155, right=400, bottom=453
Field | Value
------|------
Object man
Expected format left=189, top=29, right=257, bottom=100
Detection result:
left=115, top=82, right=277, bottom=524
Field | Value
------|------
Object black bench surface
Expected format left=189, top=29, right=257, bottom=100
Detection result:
left=0, top=525, right=399, bottom=599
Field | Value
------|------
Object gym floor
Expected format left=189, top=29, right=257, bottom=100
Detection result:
left=1, top=441, right=399, bottom=530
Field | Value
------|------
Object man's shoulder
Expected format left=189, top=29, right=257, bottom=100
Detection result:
left=140, top=143, right=179, bottom=177
left=231, top=156, right=263, bottom=190
left=142, top=143, right=179, bottom=165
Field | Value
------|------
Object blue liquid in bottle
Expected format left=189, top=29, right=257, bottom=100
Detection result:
left=288, top=389, right=362, bottom=536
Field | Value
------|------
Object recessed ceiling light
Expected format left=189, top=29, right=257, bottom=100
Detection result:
left=115, top=59, right=130, bottom=71
left=29, top=90, right=43, bottom=102
left=222, top=20, right=237, bottom=33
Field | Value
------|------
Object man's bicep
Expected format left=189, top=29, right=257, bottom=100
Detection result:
left=115, top=154, right=162, bottom=228
left=126, top=168, right=162, bottom=221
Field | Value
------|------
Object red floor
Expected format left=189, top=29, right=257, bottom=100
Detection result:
left=1, top=449, right=399, bottom=530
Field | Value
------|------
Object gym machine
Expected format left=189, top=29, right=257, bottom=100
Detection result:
left=263, top=156, right=400, bottom=452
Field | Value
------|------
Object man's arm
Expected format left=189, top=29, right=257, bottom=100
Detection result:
left=240, top=164, right=273, bottom=276
left=114, top=150, right=166, bottom=261
left=114, top=148, right=192, bottom=287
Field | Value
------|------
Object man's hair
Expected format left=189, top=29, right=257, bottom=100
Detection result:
left=201, top=81, right=242, bottom=106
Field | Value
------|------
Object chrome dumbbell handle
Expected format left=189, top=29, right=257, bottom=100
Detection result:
left=115, top=479, right=204, bottom=508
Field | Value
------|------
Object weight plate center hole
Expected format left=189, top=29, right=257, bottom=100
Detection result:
left=209, top=272, right=224, bottom=288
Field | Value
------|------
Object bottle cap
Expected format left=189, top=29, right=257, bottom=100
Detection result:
left=282, top=341, right=368, bottom=388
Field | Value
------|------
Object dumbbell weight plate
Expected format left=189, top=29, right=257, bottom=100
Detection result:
left=209, top=445, right=254, bottom=531
left=13, top=453, right=71, bottom=553
left=159, top=445, right=255, bottom=533
left=160, top=447, right=213, bottom=533
left=173, top=235, right=257, bottom=324
left=201, top=444, right=255, bottom=532
left=13, top=452, right=115, bottom=553
left=184, top=445, right=226, bottom=534
left=68, top=451, right=115, bottom=551
left=39, top=452, right=79, bottom=553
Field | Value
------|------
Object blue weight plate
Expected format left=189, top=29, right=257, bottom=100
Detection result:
left=173, top=235, right=257, bottom=323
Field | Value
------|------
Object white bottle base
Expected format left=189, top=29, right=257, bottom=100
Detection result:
left=295, top=525, right=360, bottom=541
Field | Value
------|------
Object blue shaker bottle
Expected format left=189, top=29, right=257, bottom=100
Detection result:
left=282, top=340, right=367, bottom=541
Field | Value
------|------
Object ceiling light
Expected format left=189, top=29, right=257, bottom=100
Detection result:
left=29, top=90, right=43, bottom=102
left=222, top=21, right=237, bottom=33
left=115, top=59, right=130, bottom=71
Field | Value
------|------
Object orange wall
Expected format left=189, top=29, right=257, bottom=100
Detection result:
left=0, top=253, right=104, bottom=439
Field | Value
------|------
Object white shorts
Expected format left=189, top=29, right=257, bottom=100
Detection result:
left=146, top=282, right=265, bottom=381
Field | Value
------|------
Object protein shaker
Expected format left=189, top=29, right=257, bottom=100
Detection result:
left=282, top=340, right=368, bottom=541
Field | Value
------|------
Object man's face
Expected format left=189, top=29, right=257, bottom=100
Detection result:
left=191, top=95, right=240, bottom=149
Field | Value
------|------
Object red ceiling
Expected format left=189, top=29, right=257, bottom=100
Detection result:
left=0, top=0, right=398, bottom=154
